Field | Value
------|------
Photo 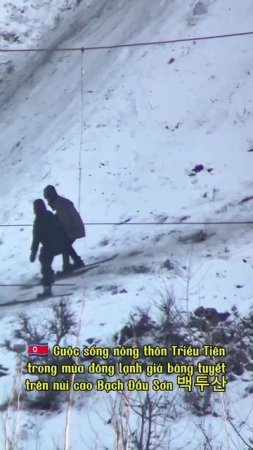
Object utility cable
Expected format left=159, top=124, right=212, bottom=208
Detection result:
left=78, top=48, right=85, bottom=213
left=0, top=31, right=252, bottom=53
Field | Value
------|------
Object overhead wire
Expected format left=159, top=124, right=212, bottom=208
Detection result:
left=0, top=221, right=252, bottom=227
left=0, top=283, right=75, bottom=287
left=0, top=30, right=252, bottom=52
left=78, top=48, right=85, bottom=213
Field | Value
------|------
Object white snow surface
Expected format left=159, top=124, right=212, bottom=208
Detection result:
left=0, top=0, right=253, bottom=448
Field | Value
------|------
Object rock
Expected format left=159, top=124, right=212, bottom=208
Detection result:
left=232, top=363, right=244, bottom=376
left=192, top=164, right=204, bottom=173
left=193, top=2, right=208, bottom=16
left=119, top=325, right=133, bottom=344
left=163, top=259, right=174, bottom=270
left=193, top=307, right=230, bottom=326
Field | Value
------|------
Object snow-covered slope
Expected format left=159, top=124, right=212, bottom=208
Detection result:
left=0, top=0, right=253, bottom=448
left=1, top=0, right=253, bottom=308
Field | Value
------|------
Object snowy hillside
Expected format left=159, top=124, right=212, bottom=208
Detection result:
left=0, top=0, right=253, bottom=448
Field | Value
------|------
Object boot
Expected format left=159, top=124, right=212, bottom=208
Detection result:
left=72, top=258, right=85, bottom=270
left=62, top=263, right=74, bottom=274
left=37, top=285, right=52, bottom=299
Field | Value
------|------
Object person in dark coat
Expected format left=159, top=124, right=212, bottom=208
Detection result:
left=43, top=185, right=85, bottom=273
left=30, top=199, right=68, bottom=298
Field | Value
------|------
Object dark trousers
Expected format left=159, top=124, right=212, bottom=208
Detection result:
left=39, top=248, right=55, bottom=287
left=62, top=239, right=81, bottom=269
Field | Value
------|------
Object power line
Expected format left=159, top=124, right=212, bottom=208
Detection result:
left=0, top=31, right=252, bottom=53
left=0, top=283, right=75, bottom=287
left=78, top=48, right=85, bottom=213
left=0, top=221, right=253, bottom=227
